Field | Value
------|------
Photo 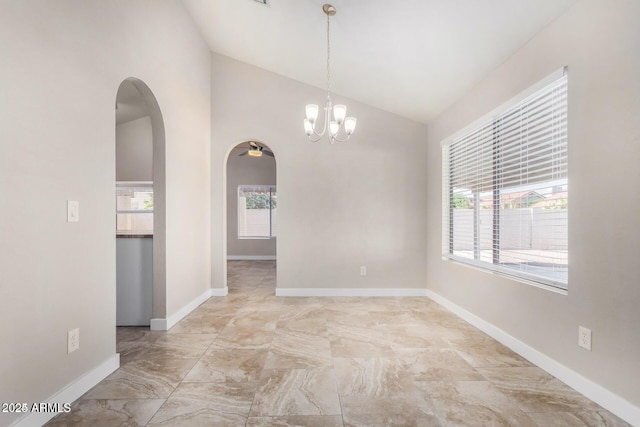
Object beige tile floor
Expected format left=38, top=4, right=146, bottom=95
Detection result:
left=47, top=261, right=630, bottom=427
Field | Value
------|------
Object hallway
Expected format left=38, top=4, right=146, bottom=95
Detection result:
left=46, top=261, right=627, bottom=426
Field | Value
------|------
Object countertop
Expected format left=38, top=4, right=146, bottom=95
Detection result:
left=116, top=233, right=153, bottom=238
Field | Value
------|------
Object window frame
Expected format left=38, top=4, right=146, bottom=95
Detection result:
left=441, top=67, right=568, bottom=293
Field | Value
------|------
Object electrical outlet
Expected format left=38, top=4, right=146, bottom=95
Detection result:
left=68, top=328, right=80, bottom=354
left=578, top=326, right=591, bottom=351
left=360, top=266, right=367, bottom=276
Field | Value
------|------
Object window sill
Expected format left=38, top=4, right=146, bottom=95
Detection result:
left=442, top=255, right=568, bottom=295
left=238, top=236, right=276, bottom=240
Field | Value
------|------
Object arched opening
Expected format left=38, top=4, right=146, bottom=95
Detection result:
left=224, top=141, right=277, bottom=294
left=115, top=78, right=166, bottom=329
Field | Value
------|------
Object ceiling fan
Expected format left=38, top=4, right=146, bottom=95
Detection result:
left=238, top=141, right=274, bottom=158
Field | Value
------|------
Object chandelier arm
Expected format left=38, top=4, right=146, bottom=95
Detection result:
left=308, top=129, right=328, bottom=139
left=310, top=100, right=332, bottom=138
left=330, top=132, right=352, bottom=143
left=312, top=112, right=328, bottom=139
left=310, top=126, right=327, bottom=138
left=307, top=133, right=323, bottom=143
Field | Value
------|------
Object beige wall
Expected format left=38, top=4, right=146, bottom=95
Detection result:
left=0, top=1, right=211, bottom=424
left=116, top=116, right=153, bottom=182
left=211, top=54, right=429, bottom=291
left=426, top=0, right=640, bottom=409
left=226, top=146, right=276, bottom=258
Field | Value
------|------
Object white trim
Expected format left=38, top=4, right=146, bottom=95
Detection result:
left=149, top=317, right=168, bottom=331
left=12, top=354, right=120, bottom=427
left=275, top=288, right=428, bottom=297
left=163, top=288, right=211, bottom=330
left=210, top=286, right=229, bottom=297
left=150, top=288, right=214, bottom=331
left=425, top=290, right=640, bottom=426
left=227, top=255, right=276, bottom=261
left=440, top=66, right=567, bottom=147
left=443, top=256, right=568, bottom=295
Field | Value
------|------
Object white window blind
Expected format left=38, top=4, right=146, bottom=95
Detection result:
left=238, top=185, right=277, bottom=238
left=442, top=69, right=568, bottom=290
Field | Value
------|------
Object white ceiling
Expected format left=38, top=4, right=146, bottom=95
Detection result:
left=182, top=0, right=577, bottom=124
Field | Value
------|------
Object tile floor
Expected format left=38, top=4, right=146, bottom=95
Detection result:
left=46, top=261, right=630, bottom=426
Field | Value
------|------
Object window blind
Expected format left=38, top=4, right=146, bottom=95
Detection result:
left=443, top=69, right=568, bottom=290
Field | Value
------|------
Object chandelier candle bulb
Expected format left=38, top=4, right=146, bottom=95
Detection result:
left=333, top=104, right=346, bottom=124
left=304, top=119, right=314, bottom=136
left=305, top=104, right=319, bottom=123
left=330, top=121, right=339, bottom=136
left=344, top=117, right=357, bottom=135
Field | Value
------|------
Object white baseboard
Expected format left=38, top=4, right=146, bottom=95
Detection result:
left=150, top=288, right=212, bottom=331
left=275, top=288, right=428, bottom=297
left=149, top=317, right=168, bottom=331
left=227, top=255, right=276, bottom=261
left=12, top=354, right=120, bottom=427
left=425, top=290, right=640, bottom=426
left=210, top=286, right=229, bottom=297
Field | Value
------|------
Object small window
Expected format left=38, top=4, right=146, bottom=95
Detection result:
left=116, top=182, right=153, bottom=235
left=442, top=69, right=568, bottom=291
left=238, top=185, right=276, bottom=239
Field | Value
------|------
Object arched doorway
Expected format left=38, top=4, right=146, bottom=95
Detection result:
left=224, top=141, right=277, bottom=293
left=115, top=78, right=166, bottom=328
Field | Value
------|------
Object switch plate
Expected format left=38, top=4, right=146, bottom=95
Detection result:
left=578, top=326, right=591, bottom=351
left=360, top=266, right=367, bottom=276
left=68, top=328, right=80, bottom=353
left=67, top=200, right=79, bottom=222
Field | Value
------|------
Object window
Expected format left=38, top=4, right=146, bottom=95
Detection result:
left=442, top=69, right=568, bottom=290
left=238, top=185, right=276, bottom=238
left=116, top=183, right=154, bottom=235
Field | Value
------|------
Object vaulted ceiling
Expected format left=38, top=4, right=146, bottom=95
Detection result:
left=182, top=0, right=577, bottom=124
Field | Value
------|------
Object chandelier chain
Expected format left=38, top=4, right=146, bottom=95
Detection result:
left=326, top=11, right=331, bottom=98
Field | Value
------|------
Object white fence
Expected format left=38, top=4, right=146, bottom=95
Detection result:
left=452, top=208, right=567, bottom=251
left=238, top=207, right=277, bottom=237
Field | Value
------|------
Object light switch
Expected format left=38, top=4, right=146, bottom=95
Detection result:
left=67, top=200, right=79, bottom=222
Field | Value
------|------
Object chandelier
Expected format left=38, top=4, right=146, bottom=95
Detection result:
left=303, top=4, right=357, bottom=143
